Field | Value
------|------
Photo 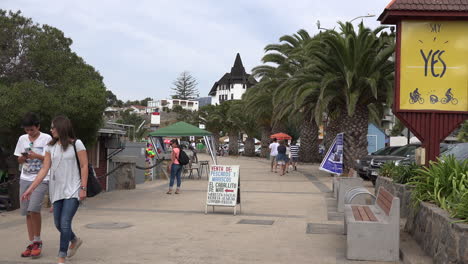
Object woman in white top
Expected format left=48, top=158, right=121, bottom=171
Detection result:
left=22, top=116, right=88, bottom=264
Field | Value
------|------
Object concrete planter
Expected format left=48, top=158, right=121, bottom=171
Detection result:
left=405, top=202, right=468, bottom=264
left=375, top=176, right=413, bottom=218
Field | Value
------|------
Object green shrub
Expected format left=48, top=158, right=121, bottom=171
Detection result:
left=378, top=162, right=420, bottom=184
left=408, top=155, right=468, bottom=222
left=379, top=162, right=397, bottom=178
left=393, top=163, right=420, bottom=184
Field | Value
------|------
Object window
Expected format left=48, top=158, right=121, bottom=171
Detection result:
left=231, top=94, right=234, bottom=100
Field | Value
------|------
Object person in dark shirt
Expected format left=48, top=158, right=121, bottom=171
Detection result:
left=276, top=140, right=287, bottom=176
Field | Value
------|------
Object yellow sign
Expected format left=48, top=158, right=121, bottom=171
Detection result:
left=400, top=20, right=468, bottom=112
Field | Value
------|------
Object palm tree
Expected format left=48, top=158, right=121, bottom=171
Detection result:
left=246, top=29, right=315, bottom=158
left=198, top=104, right=225, bottom=151
left=243, top=80, right=274, bottom=158
left=311, top=21, right=395, bottom=170
left=229, top=100, right=258, bottom=156
left=224, top=101, right=243, bottom=156
left=267, top=30, right=323, bottom=162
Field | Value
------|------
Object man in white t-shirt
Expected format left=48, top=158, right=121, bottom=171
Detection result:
left=14, top=112, right=52, bottom=259
left=269, top=138, right=279, bottom=173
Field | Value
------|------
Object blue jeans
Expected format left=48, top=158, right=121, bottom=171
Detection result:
left=169, top=164, right=182, bottom=188
left=53, top=198, right=79, bottom=258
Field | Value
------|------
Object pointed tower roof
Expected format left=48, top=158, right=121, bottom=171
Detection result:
left=208, top=53, right=257, bottom=96
left=230, top=53, right=246, bottom=77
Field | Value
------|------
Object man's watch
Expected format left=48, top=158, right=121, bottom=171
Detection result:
left=80, top=186, right=87, bottom=191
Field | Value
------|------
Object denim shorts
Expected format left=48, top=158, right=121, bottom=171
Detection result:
left=19, top=180, right=48, bottom=216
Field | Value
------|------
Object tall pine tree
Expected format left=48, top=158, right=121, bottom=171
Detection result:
left=171, top=71, right=199, bottom=100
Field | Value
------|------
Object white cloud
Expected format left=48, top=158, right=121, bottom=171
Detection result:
left=2, top=0, right=392, bottom=100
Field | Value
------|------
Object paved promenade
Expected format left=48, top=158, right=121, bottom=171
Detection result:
left=0, top=154, right=402, bottom=264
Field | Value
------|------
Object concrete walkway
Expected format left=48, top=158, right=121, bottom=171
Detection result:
left=0, top=154, right=402, bottom=264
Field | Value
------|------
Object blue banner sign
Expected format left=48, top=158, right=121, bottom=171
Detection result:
left=319, top=133, right=344, bottom=174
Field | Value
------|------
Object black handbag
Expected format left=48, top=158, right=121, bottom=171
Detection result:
left=72, top=140, right=102, bottom=197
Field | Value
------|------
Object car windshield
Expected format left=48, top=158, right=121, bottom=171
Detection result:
left=372, top=148, right=389, bottom=155
left=391, top=145, right=419, bottom=157
left=441, top=143, right=468, bottom=161
left=375, top=146, right=401, bottom=155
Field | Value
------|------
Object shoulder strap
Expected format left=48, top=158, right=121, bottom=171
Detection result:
left=175, top=147, right=181, bottom=163
left=72, top=140, right=82, bottom=175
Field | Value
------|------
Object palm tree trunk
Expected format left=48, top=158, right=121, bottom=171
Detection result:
left=271, top=120, right=287, bottom=134
left=260, top=125, right=271, bottom=158
left=323, top=117, right=341, bottom=151
left=299, top=118, right=320, bottom=163
left=341, top=105, right=369, bottom=172
left=228, top=132, right=239, bottom=155
left=211, top=132, right=220, bottom=154
left=244, top=136, right=255, bottom=156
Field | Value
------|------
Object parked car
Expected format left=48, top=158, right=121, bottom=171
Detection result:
left=367, top=143, right=449, bottom=185
left=440, top=142, right=468, bottom=161
left=238, top=146, right=245, bottom=155
left=239, top=144, right=261, bottom=156
left=355, top=146, right=402, bottom=180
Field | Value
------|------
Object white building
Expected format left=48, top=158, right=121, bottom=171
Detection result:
left=209, top=53, right=257, bottom=105
left=129, top=105, right=147, bottom=114
left=147, top=99, right=199, bottom=112
left=147, top=100, right=161, bottom=113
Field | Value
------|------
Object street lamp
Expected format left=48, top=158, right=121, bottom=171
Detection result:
left=349, top=14, right=376, bottom=23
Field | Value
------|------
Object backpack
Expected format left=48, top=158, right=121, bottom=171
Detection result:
left=177, top=148, right=190, bottom=165
left=72, top=140, right=102, bottom=197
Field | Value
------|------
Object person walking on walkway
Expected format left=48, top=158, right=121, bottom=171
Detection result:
left=167, top=139, right=182, bottom=194
left=276, top=140, right=288, bottom=176
left=290, top=141, right=300, bottom=171
left=14, top=112, right=52, bottom=259
left=22, top=116, right=87, bottom=264
left=269, top=138, right=279, bottom=173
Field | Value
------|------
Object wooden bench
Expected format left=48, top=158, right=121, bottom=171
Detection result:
left=344, top=187, right=376, bottom=207
left=344, top=186, right=400, bottom=262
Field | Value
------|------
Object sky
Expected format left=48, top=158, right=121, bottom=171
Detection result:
left=3, top=0, right=392, bottom=101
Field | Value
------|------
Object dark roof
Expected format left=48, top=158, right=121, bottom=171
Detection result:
left=231, top=53, right=246, bottom=77
left=379, top=0, right=468, bottom=23
left=208, top=53, right=257, bottom=96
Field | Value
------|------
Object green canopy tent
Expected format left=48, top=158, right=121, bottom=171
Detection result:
left=148, top=121, right=217, bottom=164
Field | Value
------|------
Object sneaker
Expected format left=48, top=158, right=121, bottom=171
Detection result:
left=30, top=241, right=42, bottom=259
left=68, top=237, right=83, bottom=258
left=20, top=244, right=33, bottom=257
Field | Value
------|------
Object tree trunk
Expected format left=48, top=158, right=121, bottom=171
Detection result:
left=260, top=125, right=271, bottom=158
left=212, top=132, right=220, bottom=154
left=228, top=132, right=239, bottom=156
left=244, top=136, right=255, bottom=156
left=341, top=105, right=369, bottom=172
left=299, top=118, right=320, bottom=163
left=323, top=117, right=341, bottom=151
left=271, top=120, right=287, bottom=134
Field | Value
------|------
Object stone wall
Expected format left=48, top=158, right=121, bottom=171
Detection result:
left=405, top=202, right=468, bottom=264
left=375, top=176, right=413, bottom=218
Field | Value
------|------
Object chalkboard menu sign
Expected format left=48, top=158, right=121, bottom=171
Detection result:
left=206, top=165, right=240, bottom=207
